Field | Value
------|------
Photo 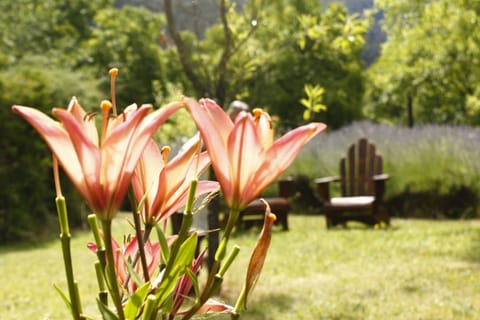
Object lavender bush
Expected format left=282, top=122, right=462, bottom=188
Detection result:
left=285, top=121, right=480, bottom=218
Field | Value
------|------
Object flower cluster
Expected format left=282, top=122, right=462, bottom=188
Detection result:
left=12, top=69, right=326, bottom=319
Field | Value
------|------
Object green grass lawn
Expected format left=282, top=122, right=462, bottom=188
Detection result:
left=2, top=215, right=480, bottom=319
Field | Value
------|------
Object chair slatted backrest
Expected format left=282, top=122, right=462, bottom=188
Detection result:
left=339, top=138, right=383, bottom=197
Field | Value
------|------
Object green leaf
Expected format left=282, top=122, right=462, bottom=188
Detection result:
left=303, top=109, right=310, bottom=121
left=313, top=104, right=327, bottom=112
left=124, top=282, right=151, bottom=319
left=304, top=84, right=313, bottom=96
left=97, top=299, right=120, bottom=320
left=297, top=36, right=306, bottom=50
left=161, top=292, right=174, bottom=315
left=124, top=256, right=143, bottom=288
left=299, top=98, right=310, bottom=108
left=53, top=283, right=72, bottom=314
left=153, top=233, right=198, bottom=309
left=174, top=233, right=198, bottom=268
left=185, top=268, right=201, bottom=299
left=155, top=222, right=170, bottom=264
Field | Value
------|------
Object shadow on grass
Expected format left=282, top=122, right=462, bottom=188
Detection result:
left=429, top=222, right=480, bottom=264
left=240, top=292, right=294, bottom=318
left=241, top=292, right=367, bottom=320
left=464, top=227, right=480, bottom=264
left=324, top=221, right=400, bottom=231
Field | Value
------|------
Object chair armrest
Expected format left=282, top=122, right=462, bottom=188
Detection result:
left=314, top=176, right=340, bottom=184
left=373, top=174, right=389, bottom=181
left=314, top=176, right=339, bottom=202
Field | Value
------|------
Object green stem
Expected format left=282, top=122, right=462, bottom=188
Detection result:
left=219, top=245, right=240, bottom=277
left=94, top=261, right=108, bottom=305
left=134, top=206, right=150, bottom=282
left=141, top=295, right=156, bottom=320
left=128, top=188, right=150, bottom=282
left=122, top=225, right=152, bottom=289
left=181, top=208, right=241, bottom=319
left=101, top=219, right=125, bottom=320
left=56, top=196, right=82, bottom=320
left=164, top=180, right=197, bottom=277
left=215, top=207, right=240, bottom=262
left=224, top=207, right=241, bottom=240
left=88, top=214, right=107, bottom=278
left=232, top=284, right=247, bottom=317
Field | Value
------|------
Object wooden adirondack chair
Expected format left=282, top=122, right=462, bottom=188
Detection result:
left=315, top=138, right=390, bottom=228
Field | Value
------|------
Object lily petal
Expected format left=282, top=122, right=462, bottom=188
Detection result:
left=227, top=113, right=264, bottom=209
left=242, top=122, right=327, bottom=202
left=67, top=97, right=99, bottom=146
left=183, top=97, right=232, bottom=189
left=12, top=105, right=98, bottom=208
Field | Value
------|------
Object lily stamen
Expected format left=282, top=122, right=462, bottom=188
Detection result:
left=100, top=100, right=112, bottom=145
left=161, top=146, right=171, bottom=165
left=253, top=108, right=272, bottom=127
left=83, top=112, right=97, bottom=122
left=109, top=68, right=119, bottom=116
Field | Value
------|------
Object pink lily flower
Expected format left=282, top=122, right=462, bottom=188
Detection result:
left=88, top=234, right=169, bottom=294
left=171, top=249, right=207, bottom=317
left=132, top=137, right=219, bottom=225
left=183, top=97, right=327, bottom=210
left=12, top=97, right=183, bottom=220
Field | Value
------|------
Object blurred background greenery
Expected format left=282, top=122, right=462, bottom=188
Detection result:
left=2, top=0, right=480, bottom=242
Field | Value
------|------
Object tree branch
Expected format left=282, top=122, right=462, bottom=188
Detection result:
left=164, top=0, right=210, bottom=97
left=214, top=0, right=233, bottom=105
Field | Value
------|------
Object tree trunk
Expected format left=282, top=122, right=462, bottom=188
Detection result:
left=407, top=93, right=414, bottom=128
left=164, top=0, right=210, bottom=97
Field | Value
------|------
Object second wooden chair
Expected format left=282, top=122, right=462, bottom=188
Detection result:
left=315, top=138, right=390, bottom=228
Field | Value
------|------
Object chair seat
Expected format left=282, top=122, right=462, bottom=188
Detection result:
left=327, top=196, right=375, bottom=208
left=238, top=197, right=290, bottom=230
left=242, top=198, right=289, bottom=213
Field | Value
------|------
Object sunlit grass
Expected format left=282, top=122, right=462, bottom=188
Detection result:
left=223, top=216, right=480, bottom=320
left=2, top=214, right=480, bottom=319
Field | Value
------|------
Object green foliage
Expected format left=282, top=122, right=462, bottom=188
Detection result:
left=161, top=0, right=369, bottom=128
left=323, top=0, right=374, bottom=13
left=0, top=62, right=102, bottom=243
left=123, top=282, right=151, bottom=319
left=244, top=1, right=370, bottom=128
left=115, top=0, right=220, bottom=36
left=0, top=0, right=373, bottom=243
left=365, top=0, right=480, bottom=125
left=0, top=0, right=113, bottom=64
left=162, top=0, right=267, bottom=105
left=299, top=84, right=327, bottom=121
left=84, top=6, right=167, bottom=106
